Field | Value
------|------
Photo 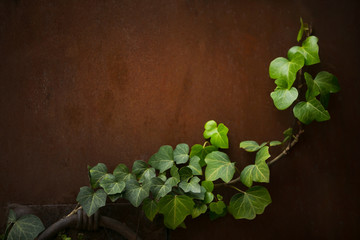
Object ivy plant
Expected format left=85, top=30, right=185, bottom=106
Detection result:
left=2, top=19, right=340, bottom=239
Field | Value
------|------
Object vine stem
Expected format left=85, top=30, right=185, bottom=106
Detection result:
left=66, top=204, right=82, bottom=218
left=228, top=185, right=245, bottom=193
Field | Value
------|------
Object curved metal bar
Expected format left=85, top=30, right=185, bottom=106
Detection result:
left=38, top=215, right=77, bottom=240
left=37, top=210, right=141, bottom=240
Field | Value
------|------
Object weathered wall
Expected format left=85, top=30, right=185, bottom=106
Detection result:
left=1, top=0, right=359, bottom=238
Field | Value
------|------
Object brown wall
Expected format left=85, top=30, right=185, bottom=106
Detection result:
left=1, top=0, right=359, bottom=239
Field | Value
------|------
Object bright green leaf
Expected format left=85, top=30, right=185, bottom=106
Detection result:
left=293, top=98, right=330, bottom=124
left=270, top=87, right=298, bottom=110
left=269, top=141, right=282, bottom=147
left=158, top=195, right=194, bottom=230
left=228, top=186, right=272, bottom=220
left=209, top=201, right=226, bottom=215
left=239, top=141, right=267, bottom=152
left=188, top=156, right=202, bottom=175
left=240, top=162, right=270, bottom=187
left=269, top=52, right=304, bottom=88
left=201, top=181, right=214, bottom=192
left=313, top=71, right=340, bottom=96
left=7, top=214, right=45, bottom=240
left=179, top=176, right=201, bottom=193
left=124, top=179, right=150, bottom=207
left=149, top=145, right=174, bottom=173
left=203, top=120, right=229, bottom=149
left=204, top=192, right=214, bottom=204
left=150, top=177, right=173, bottom=199
left=99, top=174, right=126, bottom=195
left=142, top=198, right=159, bottom=222
left=205, top=151, right=235, bottom=183
left=288, top=36, right=320, bottom=65
left=192, top=204, right=207, bottom=218
left=76, top=187, right=107, bottom=216
left=255, top=146, right=271, bottom=164
left=297, top=17, right=304, bottom=42
left=174, top=143, right=190, bottom=164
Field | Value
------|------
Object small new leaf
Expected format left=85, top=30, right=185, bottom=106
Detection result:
left=203, top=120, right=229, bottom=149
left=192, top=203, right=207, bottom=218
left=270, top=87, right=298, bottom=110
left=239, top=141, right=267, bottom=152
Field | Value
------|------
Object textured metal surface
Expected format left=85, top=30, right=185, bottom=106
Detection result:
left=0, top=0, right=360, bottom=239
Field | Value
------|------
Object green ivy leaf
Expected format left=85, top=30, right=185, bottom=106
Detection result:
left=204, top=192, right=214, bottom=204
left=297, top=17, right=304, bottom=42
left=158, top=172, right=167, bottom=182
left=188, top=156, right=202, bottom=175
left=179, top=176, right=201, bottom=193
left=269, top=52, right=304, bottom=88
left=186, top=186, right=206, bottom=201
left=76, top=187, right=107, bottom=216
left=149, top=145, right=174, bottom=173
left=158, top=195, right=195, bottom=230
left=204, top=151, right=235, bottom=183
left=150, top=177, right=173, bottom=199
left=142, top=198, right=159, bottom=222
left=124, top=179, right=150, bottom=207
left=283, top=128, right=293, bottom=143
left=192, top=203, right=207, bottom=218
left=313, top=71, right=340, bottom=95
left=293, top=98, right=330, bottom=124
left=89, top=163, right=109, bottom=188
left=239, top=141, right=267, bottom=152
left=113, top=164, right=136, bottom=182
left=269, top=141, right=282, bottom=147
left=270, top=87, right=298, bottom=110
left=174, top=143, right=190, bottom=164
left=209, top=201, right=226, bottom=215
left=99, top=174, right=126, bottom=195
left=288, top=36, right=320, bottom=65
left=203, top=120, right=229, bottom=149
left=255, top=146, right=271, bottom=164
left=201, top=181, right=214, bottom=192
left=190, top=144, right=218, bottom=167
left=7, top=214, right=45, bottom=240
left=132, top=160, right=149, bottom=176
left=228, top=186, right=272, bottom=220
left=108, top=193, right=122, bottom=202
left=304, top=72, right=320, bottom=101
left=240, top=162, right=270, bottom=187
left=179, top=167, right=193, bottom=182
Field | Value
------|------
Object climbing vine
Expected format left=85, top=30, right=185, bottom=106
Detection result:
left=3, top=19, right=340, bottom=239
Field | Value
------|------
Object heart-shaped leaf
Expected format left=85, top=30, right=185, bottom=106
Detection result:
left=99, top=174, right=126, bottom=195
left=228, top=186, right=272, bottom=220
left=293, top=98, right=330, bottom=124
left=7, top=214, right=45, bottom=240
left=240, top=162, right=270, bottom=187
left=113, top=164, right=136, bottom=182
left=288, top=36, right=320, bottom=65
left=149, top=145, right=174, bottom=173
left=150, top=177, right=173, bottom=199
left=269, top=52, right=304, bottom=88
left=209, top=201, right=226, bottom=215
left=142, top=198, right=159, bottom=221
left=270, top=87, right=298, bottom=110
left=158, top=195, right=194, bottom=230
left=89, top=163, right=109, bottom=188
left=190, top=144, right=218, bottom=166
left=76, top=187, right=107, bottom=216
left=204, top=151, right=235, bottom=183
left=192, top=203, right=207, bottom=218
left=203, top=120, right=229, bottom=149
left=179, top=176, right=201, bottom=193
left=174, top=143, right=190, bottom=164
left=124, top=179, right=150, bottom=207
left=187, top=156, right=202, bottom=175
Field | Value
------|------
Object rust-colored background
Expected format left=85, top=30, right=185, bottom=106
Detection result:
left=1, top=0, right=360, bottom=239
